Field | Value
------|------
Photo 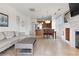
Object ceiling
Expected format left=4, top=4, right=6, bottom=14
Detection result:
left=9, top=3, right=69, bottom=18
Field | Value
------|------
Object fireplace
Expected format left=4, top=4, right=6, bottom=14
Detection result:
left=75, top=31, right=79, bottom=48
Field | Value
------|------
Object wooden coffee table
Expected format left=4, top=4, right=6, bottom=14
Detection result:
left=15, top=37, right=36, bottom=56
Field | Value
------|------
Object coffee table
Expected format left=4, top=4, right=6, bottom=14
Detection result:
left=15, top=37, right=36, bottom=56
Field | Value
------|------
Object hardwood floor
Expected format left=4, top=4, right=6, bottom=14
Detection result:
left=0, top=38, right=79, bottom=56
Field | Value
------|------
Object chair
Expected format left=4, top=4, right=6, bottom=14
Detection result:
left=43, top=29, right=54, bottom=38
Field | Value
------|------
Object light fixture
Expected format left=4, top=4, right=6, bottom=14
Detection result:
left=45, top=20, right=50, bottom=23
left=29, top=8, right=35, bottom=11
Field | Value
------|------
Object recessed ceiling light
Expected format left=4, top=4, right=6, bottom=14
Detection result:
left=54, top=12, right=56, bottom=15
left=58, top=9, right=61, bottom=11
left=29, top=8, right=35, bottom=11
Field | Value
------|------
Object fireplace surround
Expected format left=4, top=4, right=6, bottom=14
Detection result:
left=75, top=31, right=79, bottom=49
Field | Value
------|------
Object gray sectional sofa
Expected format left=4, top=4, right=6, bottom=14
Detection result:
left=0, top=31, right=26, bottom=53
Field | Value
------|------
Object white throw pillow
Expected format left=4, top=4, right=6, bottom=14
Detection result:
left=0, top=32, right=5, bottom=40
left=4, top=31, right=15, bottom=39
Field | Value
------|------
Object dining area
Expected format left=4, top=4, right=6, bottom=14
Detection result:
left=35, top=19, right=56, bottom=39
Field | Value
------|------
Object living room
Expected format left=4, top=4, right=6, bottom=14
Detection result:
left=0, top=3, right=79, bottom=56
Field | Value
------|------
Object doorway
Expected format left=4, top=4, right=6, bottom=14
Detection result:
left=65, top=28, right=70, bottom=41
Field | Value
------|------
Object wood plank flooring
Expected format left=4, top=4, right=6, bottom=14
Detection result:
left=0, top=38, right=79, bottom=56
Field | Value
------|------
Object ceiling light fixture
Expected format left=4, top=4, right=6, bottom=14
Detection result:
left=29, top=8, right=35, bottom=11
left=45, top=20, right=50, bottom=23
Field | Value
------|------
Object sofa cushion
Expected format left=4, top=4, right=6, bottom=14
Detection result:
left=0, top=36, right=18, bottom=48
left=0, top=39, right=10, bottom=48
left=0, top=32, right=5, bottom=40
left=4, top=31, right=15, bottom=39
left=8, top=37, right=18, bottom=44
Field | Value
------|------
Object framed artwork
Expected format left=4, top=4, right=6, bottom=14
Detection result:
left=0, top=13, right=8, bottom=27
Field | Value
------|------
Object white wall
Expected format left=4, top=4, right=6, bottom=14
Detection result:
left=0, top=4, right=31, bottom=35
left=54, top=15, right=64, bottom=38
left=69, top=15, right=79, bottom=48
left=70, top=28, right=75, bottom=48
left=16, top=12, right=32, bottom=35
left=52, top=17, right=56, bottom=30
